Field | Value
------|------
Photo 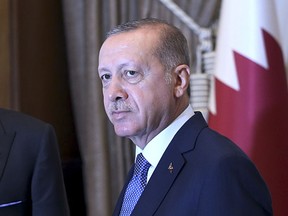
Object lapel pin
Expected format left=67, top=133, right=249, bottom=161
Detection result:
left=168, top=162, right=174, bottom=174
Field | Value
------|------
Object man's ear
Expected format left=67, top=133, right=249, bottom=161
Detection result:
left=173, top=64, right=190, bottom=98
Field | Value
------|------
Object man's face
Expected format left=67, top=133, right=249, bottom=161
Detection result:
left=98, top=28, right=177, bottom=146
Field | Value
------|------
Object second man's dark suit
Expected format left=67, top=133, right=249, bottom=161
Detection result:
left=0, top=109, right=70, bottom=216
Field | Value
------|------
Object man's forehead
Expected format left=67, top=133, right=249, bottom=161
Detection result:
left=107, top=26, right=160, bottom=43
left=101, top=30, right=158, bottom=56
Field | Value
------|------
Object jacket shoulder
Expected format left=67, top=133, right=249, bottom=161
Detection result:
left=0, top=108, right=51, bottom=134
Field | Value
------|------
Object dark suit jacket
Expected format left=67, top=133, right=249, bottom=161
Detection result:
left=0, top=108, right=70, bottom=216
left=113, top=112, right=272, bottom=216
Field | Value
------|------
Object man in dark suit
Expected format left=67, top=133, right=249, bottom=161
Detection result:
left=0, top=108, right=70, bottom=216
left=98, top=18, right=272, bottom=215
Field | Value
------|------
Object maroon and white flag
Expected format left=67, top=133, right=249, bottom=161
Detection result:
left=209, top=0, right=288, bottom=215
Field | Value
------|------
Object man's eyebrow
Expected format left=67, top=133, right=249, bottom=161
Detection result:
left=98, top=62, right=133, bottom=73
left=98, top=67, right=110, bottom=73
left=117, top=63, right=130, bottom=71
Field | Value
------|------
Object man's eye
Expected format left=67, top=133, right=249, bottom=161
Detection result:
left=126, top=70, right=137, bottom=77
left=124, top=70, right=143, bottom=84
left=101, top=74, right=111, bottom=81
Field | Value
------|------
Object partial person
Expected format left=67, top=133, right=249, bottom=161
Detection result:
left=0, top=108, right=70, bottom=216
left=98, top=18, right=272, bottom=216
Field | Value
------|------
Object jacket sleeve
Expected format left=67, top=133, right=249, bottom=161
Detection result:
left=31, top=124, right=70, bottom=216
left=196, top=154, right=272, bottom=216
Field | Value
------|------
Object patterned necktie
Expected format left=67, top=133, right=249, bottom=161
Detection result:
left=120, top=153, right=151, bottom=216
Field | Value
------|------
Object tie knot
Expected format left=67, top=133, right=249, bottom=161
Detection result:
left=134, top=153, right=151, bottom=176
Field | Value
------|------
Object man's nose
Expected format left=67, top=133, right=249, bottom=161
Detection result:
left=107, top=78, right=128, bottom=102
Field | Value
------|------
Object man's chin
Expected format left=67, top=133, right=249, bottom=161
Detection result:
left=114, top=126, right=134, bottom=137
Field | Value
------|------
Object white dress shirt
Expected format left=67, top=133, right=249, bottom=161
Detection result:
left=135, top=104, right=194, bottom=182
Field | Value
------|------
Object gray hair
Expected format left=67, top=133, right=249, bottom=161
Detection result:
left=106, top=18, right=190, bottom=73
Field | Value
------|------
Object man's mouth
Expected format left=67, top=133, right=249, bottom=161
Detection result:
left=110, top=110, right=131, bottom=120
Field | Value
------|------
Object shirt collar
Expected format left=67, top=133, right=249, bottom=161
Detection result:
left=136, top=104, right=194, bottom=168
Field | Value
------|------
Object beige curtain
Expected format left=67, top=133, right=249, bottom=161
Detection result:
left=62, top=0, right=220, bottom=215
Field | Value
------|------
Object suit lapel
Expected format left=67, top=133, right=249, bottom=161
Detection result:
left=0, top=121, right=16, bottom=181
left=132, top=146, right=185, bottom=216
left=112, top=112, right=208, bottom=216
left=132, top=112, right=208, bottom=216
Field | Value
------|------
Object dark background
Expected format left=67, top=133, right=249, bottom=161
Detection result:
left=2, top=0, right=86, bottom=215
